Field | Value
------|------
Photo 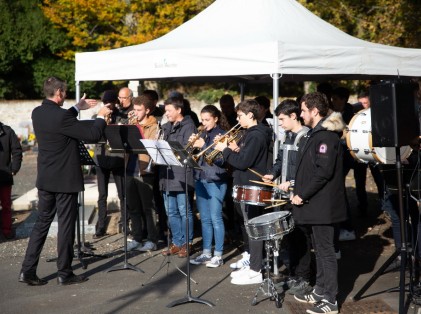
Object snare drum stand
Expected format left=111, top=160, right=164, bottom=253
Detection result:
left=251, top=237, right=284, bottom=308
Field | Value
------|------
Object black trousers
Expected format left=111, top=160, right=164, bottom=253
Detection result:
left=21, top=190, right=78, bottom=278
left=354, top=162, right=384, bottom=211
left=95, top=166, right=125, bottom=232
left=236, top=203, right=263, bottom=272
left=311, top=224, right=337, bottom=304
left=287, top=224, right=312, bottom=281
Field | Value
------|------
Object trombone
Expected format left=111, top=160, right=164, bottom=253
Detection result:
left=192, top=123, right=241, bottom=162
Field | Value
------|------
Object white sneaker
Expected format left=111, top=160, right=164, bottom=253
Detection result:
left=229, top=251, right=250, bottom=269
left=137, top=241, right=157, bottom=252
left=339, top=229, right=356, bottom=241
left=231, top=268, right=263, bottom=285
left=230, top=266, right=250, bottom=278
left=127, top=239, right=142, bottom=251
left=206, top=256, right=223, bottom=268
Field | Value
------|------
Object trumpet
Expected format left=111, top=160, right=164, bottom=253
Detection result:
left=128, top=110, right=138, bottom=125
left=143, top=122, right=163, bottom=174
left=185, top=126, right=204, bottom=154
left=204, top=128, right=244, bottom=165
left=192, top=123, right=241, bottom=161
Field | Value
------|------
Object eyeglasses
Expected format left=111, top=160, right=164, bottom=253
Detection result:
left=118, top=96, right=131, bottom=100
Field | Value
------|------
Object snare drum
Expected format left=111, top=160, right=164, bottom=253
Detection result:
left=233, top=185, right=274, bottom=206
left=245, top=211, right=294, bottom=240
left=346, top=108, right=412, bottom=164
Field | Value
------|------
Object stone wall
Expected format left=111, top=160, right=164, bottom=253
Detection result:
left=0, top=98, right=211, bottom=139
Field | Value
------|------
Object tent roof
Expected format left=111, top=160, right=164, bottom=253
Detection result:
left=75, top=0, right=421, bottom=82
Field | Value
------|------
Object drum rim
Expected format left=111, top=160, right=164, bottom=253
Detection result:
left=233, top=185, right=273, bottom=191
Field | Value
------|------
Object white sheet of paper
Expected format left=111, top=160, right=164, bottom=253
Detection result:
left=140, top=139, right=182, bottom=167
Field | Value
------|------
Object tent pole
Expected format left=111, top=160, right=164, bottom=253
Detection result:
left=75, top=81, right=81, bottom=118
left=272, top=73, right=281, bottom=163
left=239, top=82, right=245, bottom=101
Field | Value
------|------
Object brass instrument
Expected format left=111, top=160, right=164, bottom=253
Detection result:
left=143, top=122, right=163, bottom=174
left=128, top=110, right=138, bottom=125
left=192, top=123, right=241, bottom=162
left=185, top=126, right=204, bottom=154
left=204, top=127, right=244, bottom=165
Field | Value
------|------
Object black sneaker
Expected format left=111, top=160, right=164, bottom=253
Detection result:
left=287, top=278, right=312, bottom=295
left=294, top=289, right=323, bottom=304
left=306, top=299, right=338, bottom=314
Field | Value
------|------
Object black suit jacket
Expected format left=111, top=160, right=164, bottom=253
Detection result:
left=32, top=99, right=106, bottom=193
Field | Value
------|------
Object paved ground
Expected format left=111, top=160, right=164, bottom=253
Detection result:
left=0, top=150, right=416, bottom=313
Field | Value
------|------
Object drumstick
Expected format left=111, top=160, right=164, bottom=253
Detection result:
left=249, top=179, right=278, bottom=188
left=248, top=168, right=265, bottom=179
left=262, top=199, right=286, bottom=202
left=265, top=201, right=287, bottom=209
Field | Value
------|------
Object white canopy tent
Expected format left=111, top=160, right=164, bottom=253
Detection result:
left=75, top=0, right=421, bottom=156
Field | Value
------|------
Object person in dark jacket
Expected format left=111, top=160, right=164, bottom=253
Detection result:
left=92, top=90, right=125, bottom=238
left=0, top=122, right=22, bottom=239
left=19, top=76, right=111, bottom=286
left=160, top=97, right=197, bottom=258
left=262, top=99, right=311, bottom=295
left=291, top=92, right=347, bottom=314
left=189, top=105, right=230, bottom=268
left=215, top=99, right=272, bottom=285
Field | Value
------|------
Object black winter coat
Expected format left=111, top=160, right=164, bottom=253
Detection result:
left=159, top=116, right=197, bottom=191
left=222, top=123, right=272, bottom=186
left=292, top=113, right=347, bottom=225
left=0, top=123, right=22, bottom=186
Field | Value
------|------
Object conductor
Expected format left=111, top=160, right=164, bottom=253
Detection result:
left=19, top=76, right=111, bottom=286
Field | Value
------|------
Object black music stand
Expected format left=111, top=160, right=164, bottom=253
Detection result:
left=139, top=139, right=195, bottom=286
left=165, top=141, right=214, bottom=308
left=76, top=141, right=109, bottom=267
left=103, top=125, right=146, bottom=273
left=353, top=149, right=410, bottom=314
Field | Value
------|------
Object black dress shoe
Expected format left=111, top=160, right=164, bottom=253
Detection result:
left=57, top=274, right=88, bottom=286
left=19, top=272, right=48, bottom=286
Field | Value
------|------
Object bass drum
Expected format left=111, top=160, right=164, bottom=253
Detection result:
left=346, top=108, right=412, bottom=164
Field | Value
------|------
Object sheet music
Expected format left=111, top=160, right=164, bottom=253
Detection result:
left=140, top=139, right=183, bottom=167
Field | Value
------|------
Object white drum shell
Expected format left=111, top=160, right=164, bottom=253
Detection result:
left=346, top=108, right=412, bottom=164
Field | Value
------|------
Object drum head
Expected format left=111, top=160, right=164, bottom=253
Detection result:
left=248, top=211, right=290, bottom=225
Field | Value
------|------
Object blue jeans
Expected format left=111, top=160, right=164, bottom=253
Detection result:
left=195, top=180, right=227, bottom=256
left=163, top=191, right=193, bottom=247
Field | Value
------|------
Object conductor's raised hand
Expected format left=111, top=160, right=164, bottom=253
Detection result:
left=76, top=93, right=98, bottom=110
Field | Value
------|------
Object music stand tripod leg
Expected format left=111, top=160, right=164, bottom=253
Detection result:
left=166, top=160, right=214, bottom=308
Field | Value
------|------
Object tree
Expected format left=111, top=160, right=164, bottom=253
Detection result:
left=41, top=0, right=214, bottom=60
left=298, top=0, right=421, bottom=48
left=0, top=0, right=70, bottom=98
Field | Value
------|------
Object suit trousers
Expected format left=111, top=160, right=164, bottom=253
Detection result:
left=21, top=190, right=78, bottom=278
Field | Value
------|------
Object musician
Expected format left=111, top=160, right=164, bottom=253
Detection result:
left=92, top=90, right=125, bottom=238
left=262, top=99, right=311, bottom=295
left=188, top=105, right=230, bottom=268
left=160, top=97, right=197, bottom=258
left=215, top=99, right=272, bottom=285
left=126, top=95, right=159, bottom=252
left=19, top=76, right=111, bottom=286
left=291, top=92, right=347, bottom=313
